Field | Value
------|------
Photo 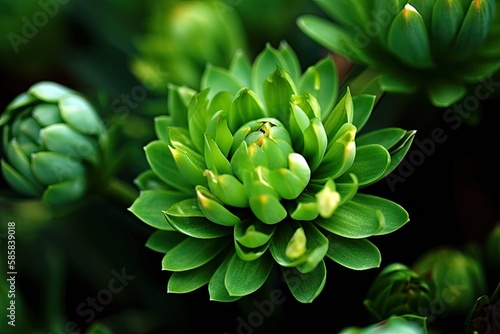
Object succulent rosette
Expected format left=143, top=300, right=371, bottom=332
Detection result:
left=298, top=0, right=500, bottom=107
left=363, top=263, right=433, bottom=322
left=0, top=81, right=105, bottom=205
left=129, top=42, right=416, bottom=303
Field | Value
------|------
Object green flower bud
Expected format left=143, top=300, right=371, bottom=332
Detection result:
left=412, top=246, right=488, bottom=317
left=1, top=81, right=105, bottom=205
left=363, top=263, right=433, bottom=322
left=130, top=42, right=416, bottom=303
left=299, top=0, right=500, bottom=107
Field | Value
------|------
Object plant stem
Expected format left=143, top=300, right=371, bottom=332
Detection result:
left=98, top=177, right=139, bottom=209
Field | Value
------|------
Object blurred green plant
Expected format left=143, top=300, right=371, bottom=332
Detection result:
left=0, top=81, right=136, bottom=207
left=298, top=0, right=500, bottom=107
left=131, top=0, right=249, bottom=93
left=339, top=314, right=428, bottom=334
left=129, top=41, right=416, bottom=303
left=0, top=82, right=106, bottom=205
left=363, top=263, right=433, bottom=322
left=412, top=246, right=488, bottom=317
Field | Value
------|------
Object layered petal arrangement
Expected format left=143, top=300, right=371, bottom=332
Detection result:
left=298, top=0, right=500, bottom=107
left=129, top=42, right=416, bottom=302
left=0, top=81, right=105, bottom=205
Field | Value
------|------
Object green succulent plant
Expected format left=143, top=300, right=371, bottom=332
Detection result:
left=129, top=42, right=416, bottom=303
left=339, top=314, right=428, bottom=334
left=363, top=263, right=433, bottom=322
left=0, top=81, right=106, bottom=205
left=298, top=0, right=500, bottom=107
left=412, top=246, right=488, bottom=317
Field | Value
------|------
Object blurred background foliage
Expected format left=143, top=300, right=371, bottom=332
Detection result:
left=0, top=0, right=499, bottom=333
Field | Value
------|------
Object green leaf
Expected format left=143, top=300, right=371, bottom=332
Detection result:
left=298, top=55, right=339, bottom=116
left=251, top=44, right=289, bottom=101
left=168, top=252, right=225, bottom=293
left=154, top=116, right=173, bottom=142
left=206, top=171, right=248, bottom=208
left=1, top=159, right=42, bottom=197
left=315, top=0, right=370, bottom=27
left=235, top=218, right=275, bottom=248
left=196, top=185, right=240, bottom=226
left=187, top=89, right=212, bottom=153
left=431, top=0, right=466, bottom=53
left=352, top=94, right=376, bottom=131
left=267, top=154, right=310, bottom=200
left=133, top=170, right=169, bottom=191
left=225, top=252, right=274, bottom=296
left=129, top=190, right=187, bottom=230
left=144, top=140, right=193, bottom=193
left=322, top=88, right=353, bottom=143
left=326, top=234, right=381, bottom=270
left=315, top=201, right=384, bottom=238
left=352, top=194, right=409, bottom=235
left=145, top=230, right=186, bottom=253
left=387, top=4, right=434, bottom=68
left=40, top=124, right=99, bottom=164
left=289, top=192, right=319, bottom=221
left=356, top=128, right=407, bottom=148
left=6, top=139, right=38, bottom=184
left=263, top=67, right=297, bottom=121
left=427, top=81, right=467, bottom=107
left=208, top=251, right=241, bottom=302
left=201, top=64, right=243, bottom=100
left=164, top=198, right=232, bottom=238
left=41, top=176, right=86, bottom=205
left=295, top=224, right=329, bottom=274
left=282, top=260, right=326, bottom=303
left=1, top=93, right=37, bottom=125
left=31, top=151, right=84, bottom=185
left=205, top=110, right=233, bottom=157
left=297, top=16, right=367, bottom=64
left=243, top=169, right=287, bottom=224
left=278, top=41, right=301, bottom=83
left=234, top=241, right=270, bottom=261
left=337, top=144, right=390, bottom=186
left=315, top=123, right=356, bottom=179
left=169, top=146, right=207, bottom=187
left=383, top=130, right=416, bottom=179
left=228, top=88, right=266, bottom=134
left=229, top=49, right=252, bottom=88
left=59, top=95, right=104, bottom=135
left=32, top=104, right=62, bottom=127
left=270, top=221, right=308, bottom=267
left=28, top=81, right=74, bottom=103
left=162, top=237, right=230, bottom=271
left=453, top=0, right=492, bottom=59
left=167, top=84, right=196, bottom=128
